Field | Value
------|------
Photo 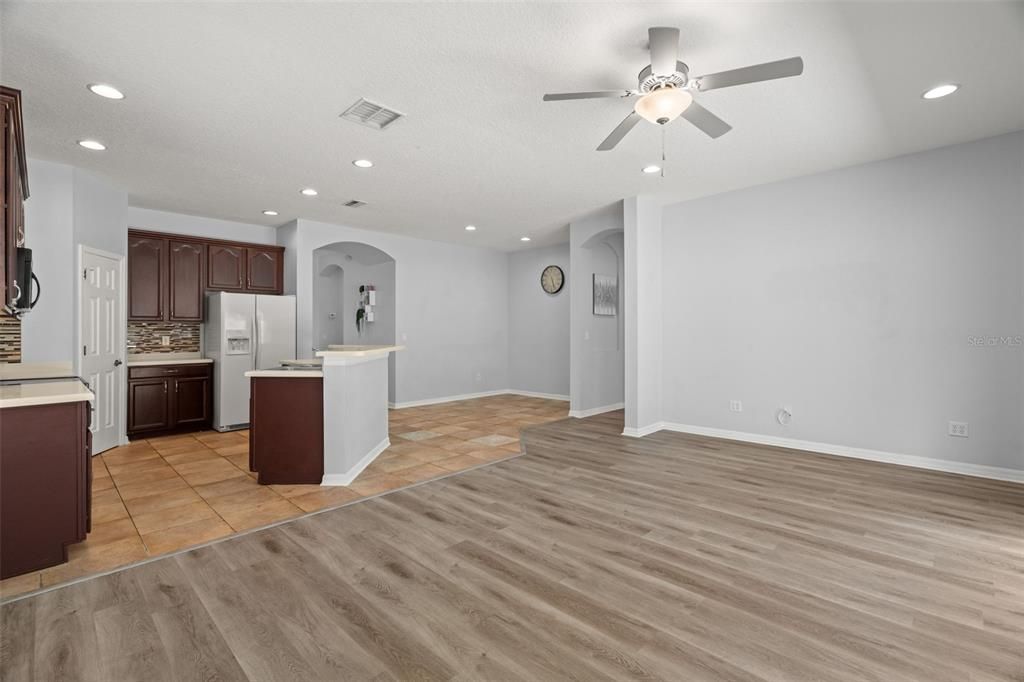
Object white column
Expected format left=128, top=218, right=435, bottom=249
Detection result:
left=624, top=195, right=664, bottom=436
left=320, top=352, right=391, bottom=485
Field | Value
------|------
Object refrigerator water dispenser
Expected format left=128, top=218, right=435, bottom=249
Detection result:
left=226, top=333, right=251, bottom=355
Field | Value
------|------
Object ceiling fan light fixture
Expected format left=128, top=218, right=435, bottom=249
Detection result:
left=634, top=86, right=692, bottom=125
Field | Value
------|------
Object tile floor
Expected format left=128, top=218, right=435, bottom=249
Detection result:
left=0, top=394, right=567, bottom=600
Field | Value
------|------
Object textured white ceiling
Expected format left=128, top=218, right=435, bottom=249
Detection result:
left=2, top=2, right=1022, bottom=250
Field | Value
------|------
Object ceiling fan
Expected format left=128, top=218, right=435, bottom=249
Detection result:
left=543, top=27, right=804, bottom=151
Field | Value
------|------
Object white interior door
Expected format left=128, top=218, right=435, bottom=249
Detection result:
left=80, top=247, right=123, bottom=454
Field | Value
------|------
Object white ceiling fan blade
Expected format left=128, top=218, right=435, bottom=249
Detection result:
left=680, top=101, right=732, bottom=138
left=694, top=57, right=804, bottom=91
left=648, top=27, right=680, bottom=78
left=597, top=112, right=642, bottom=151
left=543, top=90, right=634, bottom=101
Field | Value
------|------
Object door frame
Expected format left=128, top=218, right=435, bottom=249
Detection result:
left=76, top=244, right=128, bottom=448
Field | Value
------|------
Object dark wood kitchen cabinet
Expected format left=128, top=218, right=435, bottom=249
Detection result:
left=168, top=239, right=205, bottom=321
left=128, top=229, right=284, bottom=321
left=127, top=363, right=212, bottom=438
left=249, top=375, right=323, bottom=484
left=1, top=85, right=29, bottom=310
left=245, top=247, right=282, bottom=292
left=127, top=234, right=166, bottom=320
left=207, top=243, right=246, bottom=291
left=1, top=397, right=91, bottom=579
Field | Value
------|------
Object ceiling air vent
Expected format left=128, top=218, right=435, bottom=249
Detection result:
left=343, top=200, right=366, bottom=208
left=339, top=98, right=404, bottom=130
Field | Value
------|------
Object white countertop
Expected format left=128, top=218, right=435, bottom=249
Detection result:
left=245, top=370, right=323, bottom=378
left=281, top=359, right=323, bottom=367
left=0, top=379, right=94, bottom=409
left=319, top=345, right=405, bottom=358
left=127, top=354, right=213, bottom=367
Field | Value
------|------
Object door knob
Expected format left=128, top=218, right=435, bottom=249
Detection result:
left=113, top=359, right=123, bottom=367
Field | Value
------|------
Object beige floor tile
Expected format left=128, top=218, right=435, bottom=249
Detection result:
left=268, top=483, right=323, bottom=498
left=214, top=443, right=249, bottom=457
left=141, top=517, right=234, bottom=556
left=405, top=447, right=454, bottom=464
left=469, top=434, right=520, bottom=447
left=123, top=486, right=203, bottom=516
left=435, top=454, right=488, bottom=472
left=468, top=449, right=518, bottom=463
left=289, top=487, right=364, bottom=513
left=109, top=464, right=180, bottom=488
left=91, top=476, right=116, bottom=493
left=101, top=448, right=161, bottom=467
left=192, top=473, right=257, bottom=500
left=397, top=430, right=442, bottom=441
left=205, top=485, right=282, bottom=514
left=395, top=463, right=448, bottom=484
left=431, top=424, right=470, bottom=434
left=116, top=475, right=191, bottom=501
left=131, top=499, right=221, bottom=535
left=223, top=452, right=250, bottom=471
left=0, top=571, right=42, bottom=599
left=40, top=537, right=149, bottom=586
left=162, top=449, right=221, bottom=466
left=348, top=473, right=411, bottom=497
left=91, top=497, right=131, bottom=525
left=174, top=458, right=246, bottom=486
left=85, top=518, right=140, bottom=546
left=215, top=497, right=303, bottom=531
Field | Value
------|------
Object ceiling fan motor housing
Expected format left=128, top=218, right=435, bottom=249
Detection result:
left=637, top=61, right=689, bottom=93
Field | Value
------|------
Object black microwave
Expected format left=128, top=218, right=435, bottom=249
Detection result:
left=10, top=246, right=39, bottom=312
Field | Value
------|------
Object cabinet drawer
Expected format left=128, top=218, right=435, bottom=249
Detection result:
left=128, top=364, right=211, bottom=379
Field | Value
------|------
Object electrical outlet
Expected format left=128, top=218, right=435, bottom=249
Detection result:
left=948, top=421, right=969, bottom=438
left=729, top=400, right=743, bottom=413
left=161, top=335, right=170, bottom=346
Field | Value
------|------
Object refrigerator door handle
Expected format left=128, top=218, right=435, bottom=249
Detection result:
left=254, top=306, right=261, bottom=370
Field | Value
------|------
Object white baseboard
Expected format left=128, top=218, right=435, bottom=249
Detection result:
left=321, top=437, right=390, bottom=486
left=389, top=388, right=569, bottom=409
left=506, top=389, right=570, bottom=402
left=655, top=422, right=1024, bottom=484
left=389, top=390, right=507, bottom=409
left=622, top=422, right=662, bottom=438
left=569, top=402, right=625, bottom=419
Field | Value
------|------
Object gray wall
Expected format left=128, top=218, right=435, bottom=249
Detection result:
left=284, top=219, right=510, bottom=405
left=127, top=207, right=278, bottom=244
left=21, top=160, right=127, bottom=365
left=21, top=159, right=74, bottom=362
left=508, top=243, right=570, bottom=397
left=569, top=203, right=625, bottom=414
left=659, top=131, right=1024, bottom=471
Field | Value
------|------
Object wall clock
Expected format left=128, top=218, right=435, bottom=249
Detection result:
left=540, top=265, right=565, bottom=294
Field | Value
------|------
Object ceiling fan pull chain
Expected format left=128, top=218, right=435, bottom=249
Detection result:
left=661, top=126, right=666, bottom=178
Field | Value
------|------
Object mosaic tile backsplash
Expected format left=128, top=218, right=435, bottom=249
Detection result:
left=127, top=321, right=201, bottom=354
left=0, top=314, right=21, bottom=362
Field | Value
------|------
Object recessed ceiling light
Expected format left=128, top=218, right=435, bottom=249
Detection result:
left=922, top=84, right=959, bottom=100
left=352, top=159, right=374, bottom=168
left=642, top=165, right=661, bottom=174
left=262, top=210, right=279, bottom=216
left=77, top=139, right=106, bottom=151
left=300, top=188, right=318, bottom=196
left=520, top=237, right=531, bottom=242
left=87, top=83, right=125, bottom=100
left=465, top=225, right=477, bottom=231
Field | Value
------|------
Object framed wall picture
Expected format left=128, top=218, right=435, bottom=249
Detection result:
left=592, top=274, right=617, bottom=316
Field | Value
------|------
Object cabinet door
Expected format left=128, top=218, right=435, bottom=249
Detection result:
left=1, top=100, right=13, bottom=307
left=127, top=235, right=166, bottom=320
left=245, top=247, right=282, bottom=293
left=168, top=239, right=205, bottom=321
left=127, top=378, right=170, bottom=433
left=207, top=244, right=246, bottom=291
left=171, top=376, right=210, bottom=427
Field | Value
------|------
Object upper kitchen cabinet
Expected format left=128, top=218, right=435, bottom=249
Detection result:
left=168, top=239, right=205, bottom=321
left=127, top=234, right=166, bottom=320
left=128, top=229, right=285, bottom=321
left=246, top=247, right=282, bottom=293
left=1, top=86, right=29, bottom=310
left=207, top=243, right=246, bottom=291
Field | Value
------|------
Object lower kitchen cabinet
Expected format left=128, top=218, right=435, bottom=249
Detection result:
left=0, top=398, right=91, bottom=579
left=128, top=363, right=212, bottom=438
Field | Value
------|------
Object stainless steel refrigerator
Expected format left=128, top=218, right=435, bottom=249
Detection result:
left=205, top=292, right=296, bottom=431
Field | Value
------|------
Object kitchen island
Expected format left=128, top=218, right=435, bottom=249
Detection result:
left=245, top=344, right=402, bottom=486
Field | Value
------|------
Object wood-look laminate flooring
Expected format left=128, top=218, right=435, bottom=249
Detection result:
left=2, top=410, right=1022, bottom=681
